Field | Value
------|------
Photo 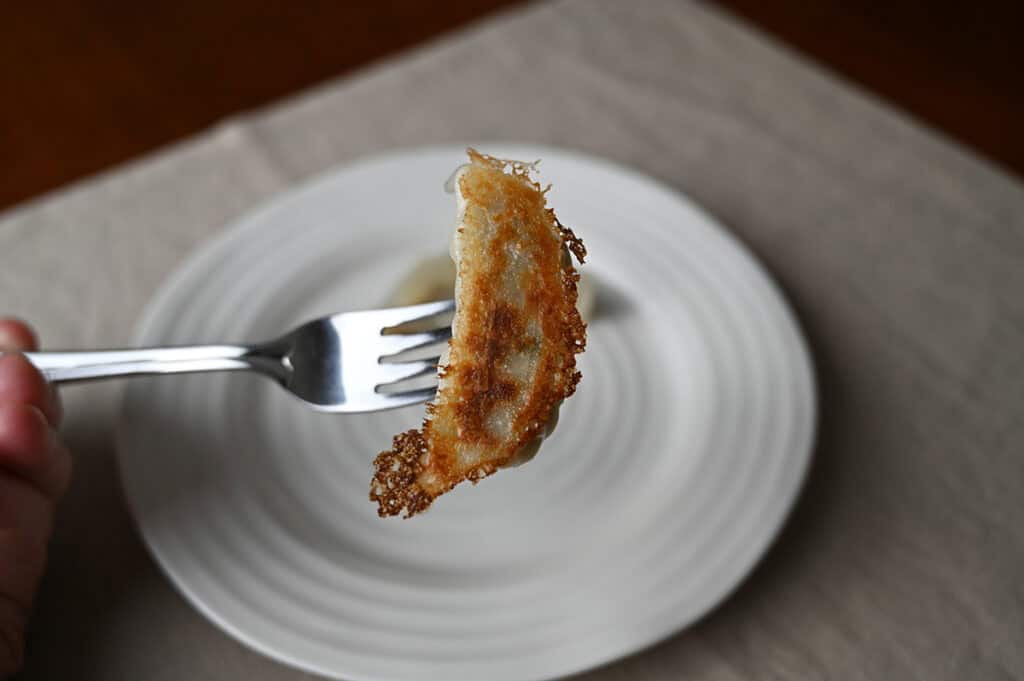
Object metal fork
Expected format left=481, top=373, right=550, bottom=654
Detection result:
left=24, top=300, right=454, bottom=413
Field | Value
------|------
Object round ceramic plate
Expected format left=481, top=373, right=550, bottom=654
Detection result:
left=118, top=145, right=815, bottom=681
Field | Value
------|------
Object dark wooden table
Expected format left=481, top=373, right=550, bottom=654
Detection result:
left=1, top=0, right=1020, bottom=212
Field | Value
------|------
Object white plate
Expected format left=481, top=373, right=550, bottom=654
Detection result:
left=118, top=145, right=815, bottom=681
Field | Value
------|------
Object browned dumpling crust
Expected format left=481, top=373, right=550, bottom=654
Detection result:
left=371, top=149, right=586, bottom=517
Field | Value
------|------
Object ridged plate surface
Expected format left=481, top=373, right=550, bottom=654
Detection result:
left=118, top=145, right=815, bottom=681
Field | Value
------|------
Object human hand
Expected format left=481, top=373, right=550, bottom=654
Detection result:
left=0, top=320, right=71, bottom=677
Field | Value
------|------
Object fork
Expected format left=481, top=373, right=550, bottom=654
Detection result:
left=24, top=300, right=454, bottom=413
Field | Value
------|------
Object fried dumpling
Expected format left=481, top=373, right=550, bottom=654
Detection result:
left=370, top=149, right=586, bottom=517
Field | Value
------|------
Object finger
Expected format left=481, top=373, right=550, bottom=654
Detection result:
left=0, top=320, right=37, bottom=353
left=0, top=354, right=60, bottom=427
left=0, top=403, right=72, bottom=500
left=0, top=470, right=51, bottom=589
left=0, top=321, right=60, bottom=427
left=0, top=471, right=53, bottom=676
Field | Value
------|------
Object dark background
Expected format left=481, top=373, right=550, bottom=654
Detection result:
left=2, top=1, right=1020, bottom=211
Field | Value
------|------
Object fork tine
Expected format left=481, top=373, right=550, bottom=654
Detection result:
left=374, top=359, right=438, bottom=387
left=370, top=386, right=438, bottom=410
left=378, top=354, right=442, bottom=369
left=362, top=299, right=455, bottom=330
left=377, top=327, right=452, bottom=358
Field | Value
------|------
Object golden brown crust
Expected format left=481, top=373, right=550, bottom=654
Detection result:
left=370, top=430, right=433, bottom=517
left=370, top=148, right=586, bottom=517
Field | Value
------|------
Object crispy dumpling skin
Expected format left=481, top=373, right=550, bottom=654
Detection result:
left=370, top=149, right=586, bottom=517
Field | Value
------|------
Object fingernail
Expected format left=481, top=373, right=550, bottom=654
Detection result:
left=0, top=319, right=34, bottom=352
left=0, top=331, right=17, bottom=351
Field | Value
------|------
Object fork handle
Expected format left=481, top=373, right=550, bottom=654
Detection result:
left=24, top=345, right=258, bottom=384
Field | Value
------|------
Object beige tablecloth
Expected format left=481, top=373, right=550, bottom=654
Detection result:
left=3, top=1, right=1022, bottom=678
